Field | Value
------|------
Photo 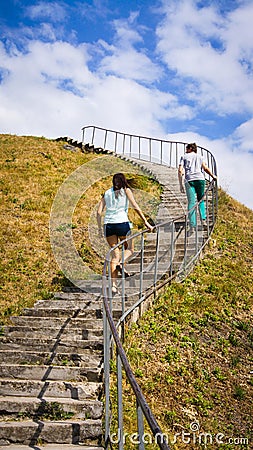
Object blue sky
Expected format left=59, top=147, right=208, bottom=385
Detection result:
left=1, top=0, right=253, bottom=209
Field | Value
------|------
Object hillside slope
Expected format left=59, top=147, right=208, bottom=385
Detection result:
left=0, top=134, right=160, bottom=323
left=1, top=134, right=252, bottom=449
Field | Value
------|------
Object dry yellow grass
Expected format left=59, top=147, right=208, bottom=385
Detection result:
left=0, top=135, right=97, bottom=320
left=0, top=134, right=161, bottom=323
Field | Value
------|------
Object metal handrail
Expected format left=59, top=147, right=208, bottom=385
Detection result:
left=82, top=125, right=218, bottom=449
left=82, top=125, right=217, bottom=179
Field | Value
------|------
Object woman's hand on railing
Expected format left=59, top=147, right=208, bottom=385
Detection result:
left=144, top=219, right=154, bottom=232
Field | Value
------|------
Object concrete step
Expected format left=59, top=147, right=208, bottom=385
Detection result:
left=22, top=307, right=102, bottom=317
left=72, top=283, right=102, bottom=294
left=28, top=297, right=101, bottom=306
left=53, top=292, right=101, bottom=301
left=0, top=364, right=102, bottom=383
left=9, top=316, right=103, bottom=329
left=0, top=419, right=102, bottom=445
left=0, top=379, right=102, bottom=399
left=0, top=337, right=104, bottom=354
left=0, top=396, right=103, bottom=420
left=0, top=350, right=102, bottom=367
left=31, top=303, right=103, bottom=316
left=2, top=326, right=103, bottom=340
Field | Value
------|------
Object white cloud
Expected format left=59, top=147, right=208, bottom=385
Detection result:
left=25, top=1, right=67, bottom=22
left=98, top=44, right=161, bottom=83
left=231, top=118, right=253, bottom=152
left=97, top=14, right=161, bottom=83
left=0, top=0, right=253, bottom=210
left=156, top=0, right=253, bottom=115
left=0, top=39, right=179, bottom=139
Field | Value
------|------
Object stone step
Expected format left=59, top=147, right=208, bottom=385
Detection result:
left=0, top=350, right=102, bottom=367
left=32, top=302, right=103, bottom=315
left=53, top=292, right=101, bottom=301
left=33, top=297, right=101, bottom=307
left=116, top=269, right=172, bottom=283
left=0, top=337, right=104, bottom=354
left=73, top=283, right=102, bottom=294
left=22, top=307, right=103, bottom=318
left=9, top=316, right=104, bottom=329
left=31, top=298, right=101, bottom=309
left=0, top=364, right=102, bottom=383
left=0, top=379, right=102, bottom=399
left=0, top=446, right=103, bottom=450
left=0, top=419, right=102, bottom=446
left=2, top=326, right=103, bottom=340
left=0, top=396, right=103, bottom=420
left=30, top=301, right=103, bottom=310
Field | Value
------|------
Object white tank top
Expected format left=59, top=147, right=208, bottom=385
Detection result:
left=104, top=187, right=129, bottom=224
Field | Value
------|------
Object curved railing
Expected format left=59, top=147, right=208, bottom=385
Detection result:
left=82, top=125, right=217, bottom=179
left=82, top=125, right=218, bottom=449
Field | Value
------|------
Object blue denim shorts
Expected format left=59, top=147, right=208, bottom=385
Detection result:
left=104, top=222, right=131, bottom=237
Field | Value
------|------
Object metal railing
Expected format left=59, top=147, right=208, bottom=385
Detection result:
left=82, top=125, right=218, bottom=449
left=82, top=125, right=217, bottom=180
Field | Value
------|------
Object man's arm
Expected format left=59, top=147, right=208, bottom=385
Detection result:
left=202, top=162, right=217, bottom=180
left=178, top=164, right=185, bottom=193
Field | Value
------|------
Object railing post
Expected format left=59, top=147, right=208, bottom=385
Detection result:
left=169, top=142, right=172, bottom=167
left=103, top=303, right=111, bottom=449
left=104, top=130, right=108, bottom=150
left=115, top=132, right=118, bottom=153
left=121, top=245, right=125, bottom=317
left=170, top=223, right=174, bottom=278
left=154, top=227, right=160, bottom=292
left=183, top=214, right=188, bottom=273
left=103, top=261, right=111, bottom=449
left=123, top=134, right=126, bottom=155
left=139, top=233, right=144, bottom=299
left=137, top=400, right=145, bottom=450
left=195, top=204, right=198, bottom=253
left=91, top=127, right=95, bottom=145
left=117, top=350, right=124, bottom=450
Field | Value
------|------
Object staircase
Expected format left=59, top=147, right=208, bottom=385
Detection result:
left=0, top=291, right=104, bottom=449
left=0, top=133, right=217, bottom=449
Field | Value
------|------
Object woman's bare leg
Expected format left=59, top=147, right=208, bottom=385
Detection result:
left=106, top=235, right=120, bottom=286
left=118, top=235, right=134, bottom=263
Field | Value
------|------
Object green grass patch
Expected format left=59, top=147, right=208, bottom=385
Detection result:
left=122, top=188, right=253, bottom=448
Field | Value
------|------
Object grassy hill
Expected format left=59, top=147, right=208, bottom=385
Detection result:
left=0, top=134, right=160, bottom=323
left=1, top=134, right=252, bottom=449
left=124, top=190, right=253, bottom=449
